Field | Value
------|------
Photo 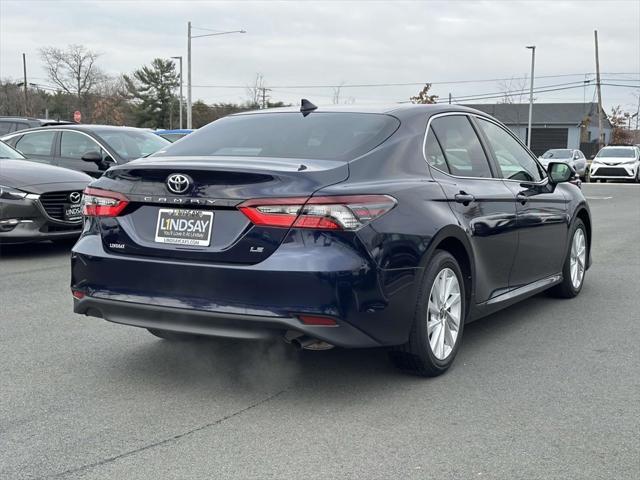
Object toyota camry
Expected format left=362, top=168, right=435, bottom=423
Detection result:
left=71, top=103, right=592, bottom=376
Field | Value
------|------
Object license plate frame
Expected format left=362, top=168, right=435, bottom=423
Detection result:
left=64, top=203, right=83, bottom=222
left=154, top=208, right=214, bottom=247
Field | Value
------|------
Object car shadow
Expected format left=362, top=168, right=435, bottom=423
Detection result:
left=101, top=291, right=561, bottom=402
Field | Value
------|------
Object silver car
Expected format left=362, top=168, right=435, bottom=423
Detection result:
left=538, top=149, right=588, bottom=179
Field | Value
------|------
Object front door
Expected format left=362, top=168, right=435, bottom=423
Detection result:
left=474, top=117, right=570, bottom=288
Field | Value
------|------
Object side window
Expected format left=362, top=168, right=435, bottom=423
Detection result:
left=14, top=131, right=56, bottom=156
left=475, top=118, right=543, bottom=182
left=60, top=132, right=103, bottom=159
left=430, top=115, right=492, bottom=178
left=0, top=121, right=12, bottom=135
left=424, top=128, right=449, bottom=173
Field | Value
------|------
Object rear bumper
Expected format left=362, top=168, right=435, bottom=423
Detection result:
left=71, top=232, right=419, bottom=348
left=73, top=296, right=380, bottom=348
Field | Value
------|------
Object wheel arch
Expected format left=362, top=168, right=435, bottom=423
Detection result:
left=419, top=225, right=475, bottom=312
left=574, top=204, right=592, bottom=268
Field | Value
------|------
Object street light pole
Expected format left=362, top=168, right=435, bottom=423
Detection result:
left=526, top=45, right=536, bottom=149
left=186, top=22, right=246, bottom=129
left=171, top=56, right=183, bottom=129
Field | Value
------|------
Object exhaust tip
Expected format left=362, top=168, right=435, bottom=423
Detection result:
left=290, top=335, right=334, bottom=351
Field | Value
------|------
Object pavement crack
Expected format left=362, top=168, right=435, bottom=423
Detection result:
left=42, top=390, right=286, bottom=479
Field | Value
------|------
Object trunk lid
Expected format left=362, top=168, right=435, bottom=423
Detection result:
left=91, top=156, right=349, bottom=264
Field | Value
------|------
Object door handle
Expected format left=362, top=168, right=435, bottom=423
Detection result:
left=454, top=192, right=475, bottom=206
left=516, top=193, right=528, bottom=205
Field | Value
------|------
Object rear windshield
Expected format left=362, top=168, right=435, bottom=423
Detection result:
left=596, top=147, right=636, bottom=158
left=542, top=149, right=572, bottom=159
left=154, top=112, right=400, bottom=161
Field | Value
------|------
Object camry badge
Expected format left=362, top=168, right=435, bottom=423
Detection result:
left=166, top=174, right=192, bottom=194
left=69, top=191, right=82, bottom=204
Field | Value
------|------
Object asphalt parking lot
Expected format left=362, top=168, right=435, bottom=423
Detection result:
left=1, top=183, right=638, bottom=480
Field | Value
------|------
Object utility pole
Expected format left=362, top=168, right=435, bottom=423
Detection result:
left=186, top=22, right=246, bottom=129
left=260, top=87, right=271, bottom=109
left=187, top=22, right=192, bottom=129
left=171, top=56, right=183, bottom=129
left=594, top=30, right=604, bottom=148
left=526, top=45, right=536, bottom=149
left=22, top=53, right=28, bottom=117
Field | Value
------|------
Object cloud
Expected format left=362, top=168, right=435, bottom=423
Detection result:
left=1, top=0, right=638, bottom=109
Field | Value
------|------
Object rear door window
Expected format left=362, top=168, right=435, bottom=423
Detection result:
left=424, top=128, right=449, bottom=173
left=14, top=131, right=56, bottom=157
left=429, top=115, right=492, bottom=178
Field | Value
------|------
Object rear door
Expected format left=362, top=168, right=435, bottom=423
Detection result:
left=425, top=114, right=518, bottom=303
left=474, top=116, right=570, bottom=288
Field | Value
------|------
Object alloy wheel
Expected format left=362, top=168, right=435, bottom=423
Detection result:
left=570, top=228, right=586, bottom=289
left=426, top=268, right=462, bottom=360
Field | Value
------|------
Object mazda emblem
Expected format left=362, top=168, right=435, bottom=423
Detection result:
left=69, top=191, right=82, bottom=204
left=166, top=174, right=192, bottom=194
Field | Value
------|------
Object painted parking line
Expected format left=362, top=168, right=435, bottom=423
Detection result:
left=585, top=196, right=613, bottom=200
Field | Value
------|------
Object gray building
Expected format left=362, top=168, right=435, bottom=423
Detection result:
left=464, top=102, right=613, bottom=157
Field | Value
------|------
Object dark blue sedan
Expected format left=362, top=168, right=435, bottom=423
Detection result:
left=71, top=103, right=591, bottom=376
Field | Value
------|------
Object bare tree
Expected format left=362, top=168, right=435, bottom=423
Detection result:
left=497, top=75, right=529, bottom=104
left=246, top=73, right=270, bottom=108
left=40, top=45, right=105, bottom=99
left=332, top=81, right=345, bottom=104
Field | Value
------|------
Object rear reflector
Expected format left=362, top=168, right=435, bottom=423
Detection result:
left=238, top=194, right=396, bottom=231
left=298, top=315, right=338, bottom=326
left=82, top=187, right=129, bottom=217
left=71, top=290, right=85, bottom=299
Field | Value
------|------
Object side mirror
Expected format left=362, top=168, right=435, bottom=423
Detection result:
left=573, top=153, right=580, bottom=160
left=548, top=162, right=573, bottom=184
left=81, top=151, right=102, bottom=163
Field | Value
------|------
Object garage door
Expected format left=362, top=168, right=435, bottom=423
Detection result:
left=527, top=128, right=569, bottom=156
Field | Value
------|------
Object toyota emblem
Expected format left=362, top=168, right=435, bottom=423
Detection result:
left=166, top=174, right=192, bottom=194
left=69, top=191, right=82, bottom=204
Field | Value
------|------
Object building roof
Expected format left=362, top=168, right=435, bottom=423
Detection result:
left=463, top=102, right=612, bottom=129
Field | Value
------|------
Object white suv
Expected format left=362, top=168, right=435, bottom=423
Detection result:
left=590, top=146, right=640, bottom=182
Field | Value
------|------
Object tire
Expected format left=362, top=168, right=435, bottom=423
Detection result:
left=550, top=219, right=587, bottom=298
left=389, top=250, right=466, bottom=377
left=147, top=328, right=204, bottom=341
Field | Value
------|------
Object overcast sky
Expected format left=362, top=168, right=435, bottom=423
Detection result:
left=1, top=0, right=639, bottom=112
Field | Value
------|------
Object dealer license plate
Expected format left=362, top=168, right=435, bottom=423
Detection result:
left=154, top=209, right=213, bottom=247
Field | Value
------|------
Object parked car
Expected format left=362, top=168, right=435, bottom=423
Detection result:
left=1, top=125, right=170, bottom=178
left=538, top=149, right=587, bottom=179
left=0, top=140, right=91, bottom=243
left=155, top=129, right=194, bottom=142
left=589, top=145, right=640, bottom=182
left=71, top=104, right=591, bottom=377
left=0, top=116, right=72, bottom=135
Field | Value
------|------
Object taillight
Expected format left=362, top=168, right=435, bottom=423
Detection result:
left=82, top=187, right=129, bottom=217
left=238, top=194, right=396, bottom=231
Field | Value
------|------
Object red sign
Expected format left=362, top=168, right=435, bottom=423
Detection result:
left=73, top=111, right=82, bottom=123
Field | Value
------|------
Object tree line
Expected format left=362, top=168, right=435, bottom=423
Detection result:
left=0, top=45, right=287, bottom=129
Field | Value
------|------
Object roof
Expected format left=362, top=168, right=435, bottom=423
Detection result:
left=232, top=103, right=491, bottom=120
left=463, top=102, right=613, bottom=128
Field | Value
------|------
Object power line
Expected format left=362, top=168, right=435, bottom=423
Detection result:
left=191, top=72, right=640, bottom=90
